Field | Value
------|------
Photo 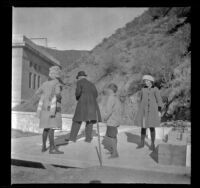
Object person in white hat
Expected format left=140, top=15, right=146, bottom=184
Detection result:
left=134, top=75, right=163, bottom=151
left=35, top=66, right=64, bottom=154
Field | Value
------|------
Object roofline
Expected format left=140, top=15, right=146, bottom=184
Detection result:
left=12, top=35, right=61, bottom=67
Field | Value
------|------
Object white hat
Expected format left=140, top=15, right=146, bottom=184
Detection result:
left=49, top=66, right=61, bottom=79
left=142, top=75, right=154, bottom=82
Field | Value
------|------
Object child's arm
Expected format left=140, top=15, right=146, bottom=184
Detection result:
left=137, top=90, right=143, bottom=102
left=35, top=84, right=44, bottom=96
left=104, top=97, right=115, bottom=121
left=154, top=87, right=164, bottom=111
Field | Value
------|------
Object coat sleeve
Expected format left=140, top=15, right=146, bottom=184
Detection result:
left=154, top=87, right=164, bottom=109
left=55, top=83, right=62, bottom=103
left=75, top=81, right=82, bottom=101
left=137, top=90, right=143, bottom=102
left=94, top=85, right=98, bottom=99
left=104, top=97, right=115, bottom=121
left=35, top=84, right=44, bottom=96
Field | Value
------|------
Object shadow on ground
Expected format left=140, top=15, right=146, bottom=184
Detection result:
left=149, top=146, right=159, bottom=163
left=12, top=129, right=41, bottom=138
left=101, top=136, right=112, bottom=154
left=54, top=130, right=98, bottom=146
left=125, top=132, right=150, bottom=148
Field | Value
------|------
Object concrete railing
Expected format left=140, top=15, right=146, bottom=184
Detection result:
left=11, top=111, right=74, bottom=134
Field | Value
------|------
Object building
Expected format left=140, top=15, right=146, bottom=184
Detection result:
left=12, top=35, right=61, bottom=108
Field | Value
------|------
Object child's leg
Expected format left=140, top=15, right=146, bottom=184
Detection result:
left=103, top=126, right=113, bottom=153
left=107, top=126, right=119, bottom=158
left=137, top=128, right=146, bottom=149
left=85, top=121, right=93, bottom=142
left=41, top=128, right=49, bottom=152
left=149, top=127, right=156, bottom=151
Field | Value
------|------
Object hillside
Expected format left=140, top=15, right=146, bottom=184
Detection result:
left=13, top=7, right=191, bottom=125
left=60, top=7, right=191, bottom=123
left=39, top=46, right=89, bottom=71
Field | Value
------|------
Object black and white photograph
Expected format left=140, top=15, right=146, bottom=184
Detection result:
left=11, top=7, right=191, bottom=184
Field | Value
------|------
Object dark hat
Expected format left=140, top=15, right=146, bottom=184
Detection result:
left=76, top=71, right=87, bottom=79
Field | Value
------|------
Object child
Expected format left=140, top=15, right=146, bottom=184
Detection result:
left=134, top=75, right=163, bottom=151
left=102, top=83, right=121, bottom=158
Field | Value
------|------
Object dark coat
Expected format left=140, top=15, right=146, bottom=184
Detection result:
left=73, top=78, right=102, bottom=122
left=134, top=86, right=163, bottom=128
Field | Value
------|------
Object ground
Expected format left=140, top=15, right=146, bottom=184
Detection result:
left=11, top=128, right=191, bottom=184
left=11, top=165, right=190, bottom=184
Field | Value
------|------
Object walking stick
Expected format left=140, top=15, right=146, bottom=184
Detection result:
left=96, top=111, right=103, bottom=167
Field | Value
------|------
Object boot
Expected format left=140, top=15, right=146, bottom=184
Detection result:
left=149, top=128, right=156, bottom=151
left=41, top=129, right=49, bottom=152
left=109, top=138, right=119, bottom=158
left=103, top=136, right=113, bottom=154
left=137, top=134, right=145, bottom=149
left=49, top=129, right=64, bottom=154
left=85, top=122, right=93, bottom=143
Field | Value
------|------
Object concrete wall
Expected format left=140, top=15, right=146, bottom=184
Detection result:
left=12, top=111, right=74, bottom=133
left=12, top=48, right=23, bottom=107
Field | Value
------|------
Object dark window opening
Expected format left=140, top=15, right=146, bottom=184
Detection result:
left=33, top=74, right=36, bottom=89
left=29, top=72, right=32, bottom=88
left=29, top=61, right=32, bottom=67
left=38, top=75, right=40, bottom=88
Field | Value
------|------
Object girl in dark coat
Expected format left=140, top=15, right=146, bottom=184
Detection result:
left=134, top=75, right=163, bottom=151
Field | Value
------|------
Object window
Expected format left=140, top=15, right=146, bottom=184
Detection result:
left=29, top=61, right=32, bottom=67
left=33, top=74, right=36, bottom=89
left=29, top=72, right=32, bottom=88
left=38, top=75, right=40, bottom=88
left=34, top=64, right=37, bottom=70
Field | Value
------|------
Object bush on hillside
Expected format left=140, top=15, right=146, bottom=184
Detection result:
left=161, top=57, right=190, bottom=121
left=127, top=79, right=143, bottom=96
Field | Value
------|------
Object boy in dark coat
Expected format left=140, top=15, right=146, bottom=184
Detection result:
left=66, top=71, right=102, bottom=143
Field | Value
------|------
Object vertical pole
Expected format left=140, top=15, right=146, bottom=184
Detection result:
left=96, top=111, right=102, bottom=167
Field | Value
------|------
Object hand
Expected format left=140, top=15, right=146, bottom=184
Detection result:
left=130, top=96, right=134, bottom=103
left=158, top=112, right=161, bottom=117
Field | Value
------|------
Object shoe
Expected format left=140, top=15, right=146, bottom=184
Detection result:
left=149, top=143, right=155, bottom=151
left=49, top=146, right=64, bottom=154
left=85, top=139, right=92, bottom=143
left=108, top=153, right=119, bottom=158
left=136, top=143, right=145, bottom=149
left=136, top=134, right=145, bottom=149
left=41, top=146, right=48, bottom=152
left=49, top=149, right=64, bottom=154
left=65, top=138, right=76, bottom=142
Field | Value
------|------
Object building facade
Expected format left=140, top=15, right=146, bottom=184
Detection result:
left=12, top=35, right=61, bottom=108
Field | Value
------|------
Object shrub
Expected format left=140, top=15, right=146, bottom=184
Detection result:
left=127, top=79, right=143, bottom=96
left=126, top=40, right=132, bottom=49
left=103, top=62, right=119, bottom=76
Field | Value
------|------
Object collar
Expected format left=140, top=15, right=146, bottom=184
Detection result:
left=144, top=86, right=154, bottom=88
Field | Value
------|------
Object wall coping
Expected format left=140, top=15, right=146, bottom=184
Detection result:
left=12, top=35, right=61, bottom=67
left=11, top=111, right=73, bottom=119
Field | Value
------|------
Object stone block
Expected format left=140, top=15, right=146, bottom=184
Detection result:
left=158, top=143, right=186, bottom=166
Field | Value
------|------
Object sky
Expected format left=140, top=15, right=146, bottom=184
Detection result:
left=13, top=8, right=148, bottom=51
